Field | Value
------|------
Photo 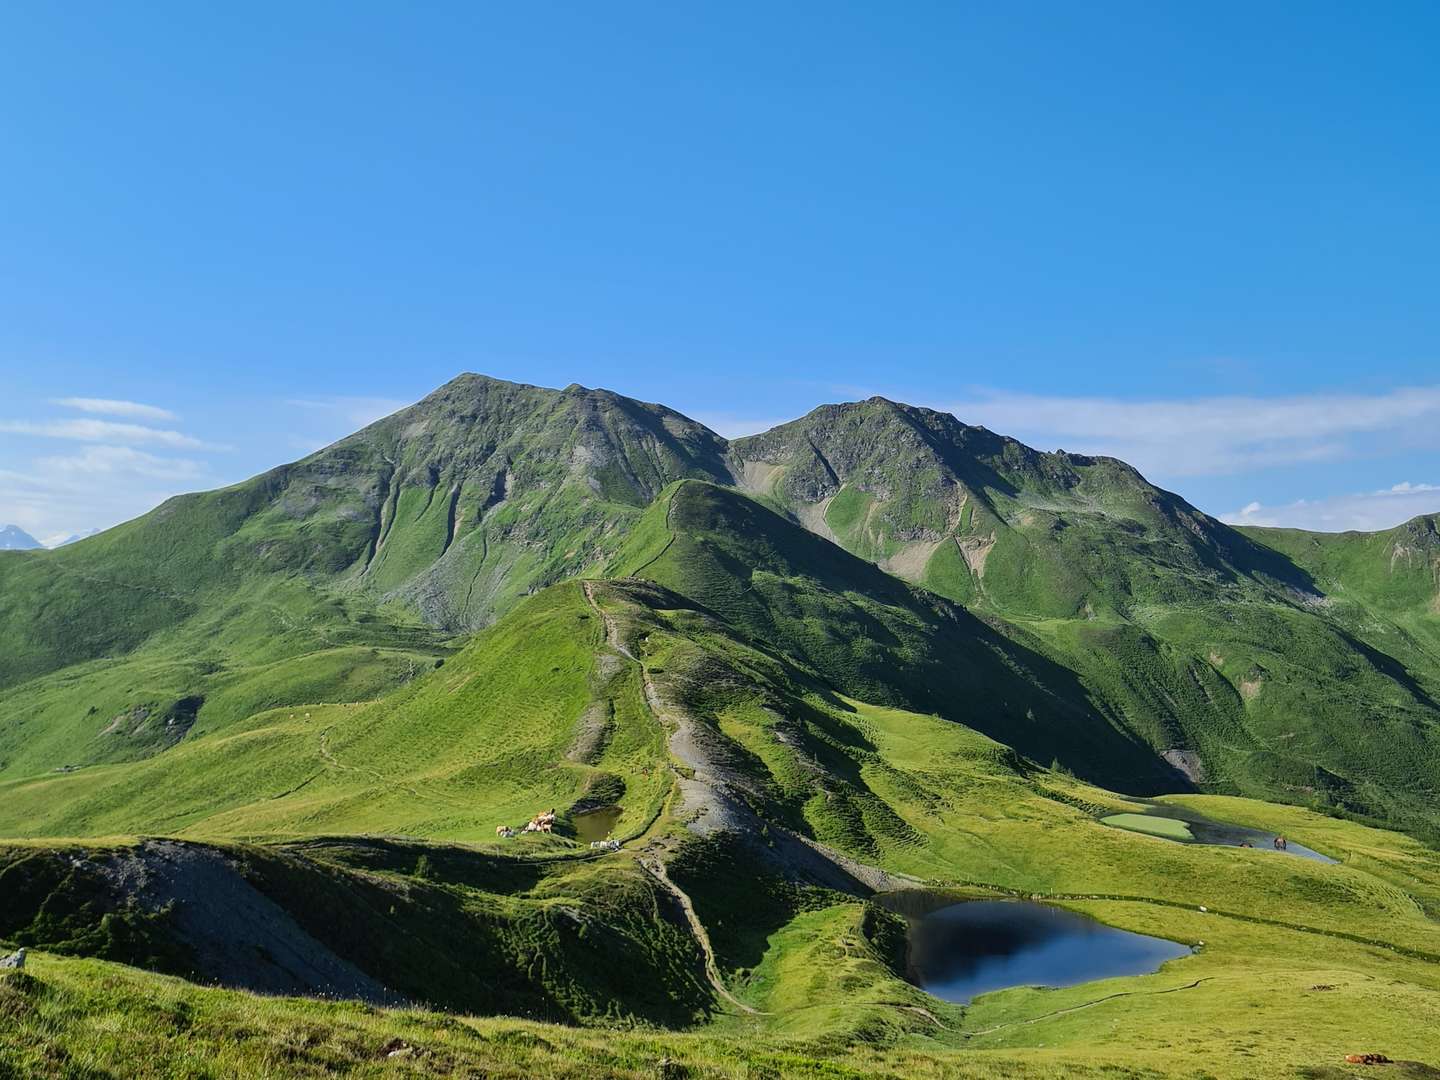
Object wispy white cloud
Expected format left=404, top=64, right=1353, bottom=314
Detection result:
left=52, top=397, right=177, bottom=421
left=1223, top=482, right=1440, bottom=532
left=36, top=444, right=205, bottom=481
left=939, top=385, right=1440, bottom=479
left=0, top=397, right=222, bottom=536
left=0, top=418, right=214, bottom=449
left=0, top=449, right=216, bottom=541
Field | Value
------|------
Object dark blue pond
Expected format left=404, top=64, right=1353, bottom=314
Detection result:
left=904, top=900, right=1191, bottom=1004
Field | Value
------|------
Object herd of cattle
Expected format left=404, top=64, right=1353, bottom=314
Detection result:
left=493, top=809, right=620, bottom=850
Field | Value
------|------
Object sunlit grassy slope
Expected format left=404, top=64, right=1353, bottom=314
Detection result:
left=6, top=563, right=1440, bottom=1075
left=6, top=379, right=1440, bottom=842
left=731, top=399, right=1440, bottom=836
left=7, top=901, right=1440, bottom=1080
left=0, top=584, right=670, bottom=842
left=0, top=375, right=732, bottom=787
left=5, top=382, right=1440, bottom=1077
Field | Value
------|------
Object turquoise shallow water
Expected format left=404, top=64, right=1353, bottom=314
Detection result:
left=1131, top=805, right=1336, bottom=863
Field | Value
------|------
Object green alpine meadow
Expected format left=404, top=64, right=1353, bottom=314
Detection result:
left=3, top=374, right=1439, bottom=1078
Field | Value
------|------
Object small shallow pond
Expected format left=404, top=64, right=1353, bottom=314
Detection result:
left=895, top=898, right=1191, bottom=1004
left=1102, top=806, right=1335, bottom=863
left=572, top=805, right=623, bottom=844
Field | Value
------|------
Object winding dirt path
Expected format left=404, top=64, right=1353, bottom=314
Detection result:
left=964, top=977, right=1213, bottom=1037
left=638, top=855, right=762, bottom=1015
left=582, top=580, right=762, bottom=1015
left=316, top=726, right=457, bottom=806
left=583, top=579, right=638, bottom=661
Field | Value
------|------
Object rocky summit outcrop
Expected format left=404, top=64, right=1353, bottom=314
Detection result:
left=4, top=373, right=1440, bottom=835
left=230, top=374, right=735, bottom=627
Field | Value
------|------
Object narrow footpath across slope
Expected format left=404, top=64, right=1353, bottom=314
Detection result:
left=638, top=854, right=762, bottom=1015
left=581, top=579, right=762, bottom=1015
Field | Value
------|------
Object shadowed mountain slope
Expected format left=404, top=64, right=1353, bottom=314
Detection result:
left=0, top=373, right=731, bottom=691
left=2, top=375, right=1440, bottom=837
left=7, top=452, right=1440, bottom=1077
left=609, top=480, right=1177, bottom=792
left=0, top=375, right=730, bottom=779
left=729, top=396, right=1314, bottom=616
left=7, top=563, right=1440, bottom=1078
left=730, top=399, right=1440, bottom=835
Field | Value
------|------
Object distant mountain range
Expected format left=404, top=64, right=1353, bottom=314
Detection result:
left=43, top=527, right=102, bottom=548
left=0, top=525, right=103, bottom=551
left=0, top=525, right=41, bottom=550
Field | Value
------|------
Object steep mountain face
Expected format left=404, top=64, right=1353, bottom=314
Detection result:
left=0, top=525, right=41, bottom=551
left=730, top=397, right=1309, bottom=616
left=611, top=480, right=1178, bottom=791
left=1242, top=514, right=1440, bottom=624
left=0, top=375, right=728, bottom=779
left=0, top=374, right=730, bottom=688
left=222, top=373, right=734, bottom=628
left=2, top=374, right=1440, bottom=837
left=8, top=377, right=1440, bottom=1079
left=727, top=398, right=1440, bottom=833
left=313, top=377, right=731, bottom=624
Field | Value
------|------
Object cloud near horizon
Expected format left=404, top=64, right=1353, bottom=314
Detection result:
left=0, top=418, right=214, bottom=450
left=51, top=397, right=177, bottom=421
left=939, top=384, right=1440, bottom=480
left=1223, top=482, right=1440, bottom=532
left=0, top=452, right=218, bottom=541
left=927, top=384, right=1440, bottom=529
left=0, top=398, right=222, bottom=538
left=36, top=444, right=206, bottom=481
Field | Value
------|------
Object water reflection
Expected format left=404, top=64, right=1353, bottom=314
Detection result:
left=898, top=899, right=1191, bottom=1004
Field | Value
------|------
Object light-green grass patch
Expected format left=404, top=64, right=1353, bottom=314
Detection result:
left=1100, top=813, right=1195, bottom=840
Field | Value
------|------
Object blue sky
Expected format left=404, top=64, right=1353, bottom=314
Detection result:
left=3, top=2, right=1440, bottom=542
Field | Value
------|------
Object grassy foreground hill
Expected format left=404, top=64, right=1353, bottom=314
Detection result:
left=3, top=375, right=1440, bottom=1077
